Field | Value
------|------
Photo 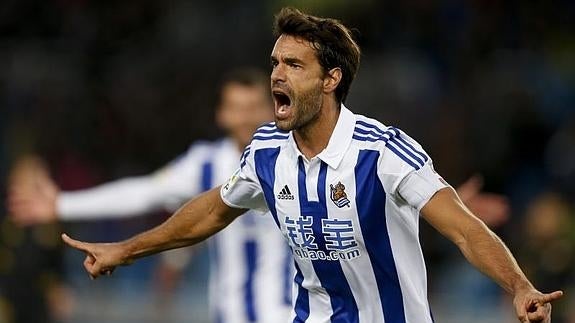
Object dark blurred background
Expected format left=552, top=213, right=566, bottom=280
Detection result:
left=0, top=0, right=574, bottom=322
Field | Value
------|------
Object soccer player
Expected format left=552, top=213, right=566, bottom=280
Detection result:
left=8, top=68, right=293, bottom=323
left=46, top=8, right=564, bottom=323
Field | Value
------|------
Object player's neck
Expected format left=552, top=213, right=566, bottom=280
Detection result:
left=294, top=99, right=340, bottom=160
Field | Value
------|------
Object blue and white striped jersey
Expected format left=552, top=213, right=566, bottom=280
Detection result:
left=191, top=140, right=293, bottom=323
left=221, top=105, right=449, bottom=323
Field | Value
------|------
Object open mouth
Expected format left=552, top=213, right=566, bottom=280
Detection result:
left=273, top=90, right=291, bottom=108
left=272, top=89, right=292, bottom=119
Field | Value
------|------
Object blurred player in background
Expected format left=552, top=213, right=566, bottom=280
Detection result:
left=9, top=68, right=294, bottom=323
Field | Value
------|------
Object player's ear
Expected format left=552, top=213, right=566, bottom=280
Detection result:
left=323, top=67, right=342, bottom=95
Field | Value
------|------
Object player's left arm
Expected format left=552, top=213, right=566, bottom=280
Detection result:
left=421, top=187, right=563, bottom=323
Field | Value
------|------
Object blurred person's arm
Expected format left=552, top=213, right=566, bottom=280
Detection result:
left=9, top=143, right=211, bottom=224
left=58, top=175, right=187, bottom=220
left=456, top=174, right=510, bottom=228
left=420, top=186, right=562, bottom=322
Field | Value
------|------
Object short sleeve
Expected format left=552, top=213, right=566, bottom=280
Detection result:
left=396, top=162, right=449, bottom=210
left=377, top=127, right=449, bottom=210
left=220, top=144, right=268, bottom=212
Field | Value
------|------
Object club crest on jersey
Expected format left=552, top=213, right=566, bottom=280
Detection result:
left=330, top=181, right=350, bottom=208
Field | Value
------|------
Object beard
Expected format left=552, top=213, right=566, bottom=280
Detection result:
left=275, top=84, right=323, bottom=131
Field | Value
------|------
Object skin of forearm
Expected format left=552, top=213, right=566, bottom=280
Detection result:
left=454, top=214, right=533, bottom=295
left=120, top=186, right=244, bottom=262
left=423, top=188, right=533, bottom=295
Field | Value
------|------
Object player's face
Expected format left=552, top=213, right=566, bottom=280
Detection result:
left=270, top=34, right=326, bottom=131
left=217, top=83, right=273, bottom=147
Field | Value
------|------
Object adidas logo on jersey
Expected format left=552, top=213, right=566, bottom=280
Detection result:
left=277, top=185, right=295, bottom=200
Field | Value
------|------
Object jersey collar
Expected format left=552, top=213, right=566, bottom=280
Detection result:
left=288, top=104, right=355, bottom=169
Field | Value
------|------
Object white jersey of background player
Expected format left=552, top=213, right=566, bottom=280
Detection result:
left=10, top=68, right=293, bottom=323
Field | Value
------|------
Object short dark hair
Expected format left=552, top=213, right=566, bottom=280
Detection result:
left=273, top=7, right=361, bottom=103
left=221, top=67, right=268, bottom=89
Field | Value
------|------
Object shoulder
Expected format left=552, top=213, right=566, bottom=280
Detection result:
left=250, top=122, right=290, bottom=149
left=239, top=122, right=290, bottom=168
left=253, top=122, right=290, bottom=139
left=351, top=114, right=396, bottom=144
left=352, top=114, right=429, bottom=170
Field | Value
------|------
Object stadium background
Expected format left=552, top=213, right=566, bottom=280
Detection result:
left=0, top=0, right=574, bottom=322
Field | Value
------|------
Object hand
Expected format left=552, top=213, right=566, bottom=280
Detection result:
left=61, top=233, right=133, bottom=279
left=513, top=288, right=563, bottom=322
left=7, top=156, right=59, bottom=226
left=456, top=174, right=510, bottom=228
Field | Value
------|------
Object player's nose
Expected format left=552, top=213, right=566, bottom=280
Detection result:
left=271, top=63, right=286, bottom=84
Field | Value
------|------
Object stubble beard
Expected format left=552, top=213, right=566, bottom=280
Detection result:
left=276, top=85, right=323, bottom=132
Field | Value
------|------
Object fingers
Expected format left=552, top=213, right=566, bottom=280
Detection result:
left=83, top=255, right=98, bottom=279
left=517, top=302, right=528, bottom=323
left=466, top=174, right=484, bottom=192
left=527, top=303, right=550, bottom=322
left=538, top=290, right=564, bottom=304
left=63, top=234, right=118, bottom=279
left=8, top=198, right=39, bottom=218
left=62, top=233, right=92, bottom=253
left=84, top=258, right=115, bottom=279
left=101, top=268, right=114, bottom=276
left=456, top=175, right=482, bottom=201
left=7, top=186, right=57, bottom=225
left=80, top=249, right=115, bottom=279
left=515, top=288, right=563, bottom=323
left=517, top=290, right=562, bottom=322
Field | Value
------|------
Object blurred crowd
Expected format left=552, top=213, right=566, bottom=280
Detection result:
left=1, top=0, right=574, bottom=322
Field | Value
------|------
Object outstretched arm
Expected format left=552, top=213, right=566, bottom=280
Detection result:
left=8, top=159, right=177, bottom=224
left=8, top=146, right=206, bottom=225
left=57, top=176, right=181, bottom=220
left=10, top=171, right=180, bottom=224
left=62, top=186, right=244, bottom=279
left=421, top=187, right=563, bottom=323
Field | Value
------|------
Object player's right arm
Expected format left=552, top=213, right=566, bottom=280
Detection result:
left=63, top=130, right=267, bottom=279
left=62, top=186, right=244, bottom=279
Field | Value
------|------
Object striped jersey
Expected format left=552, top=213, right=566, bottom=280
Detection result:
left=221, top=105, right=449, bottom=323
left=190, top=140, right=293, bottom=323
left=59, top=138, right=293, bottom=323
